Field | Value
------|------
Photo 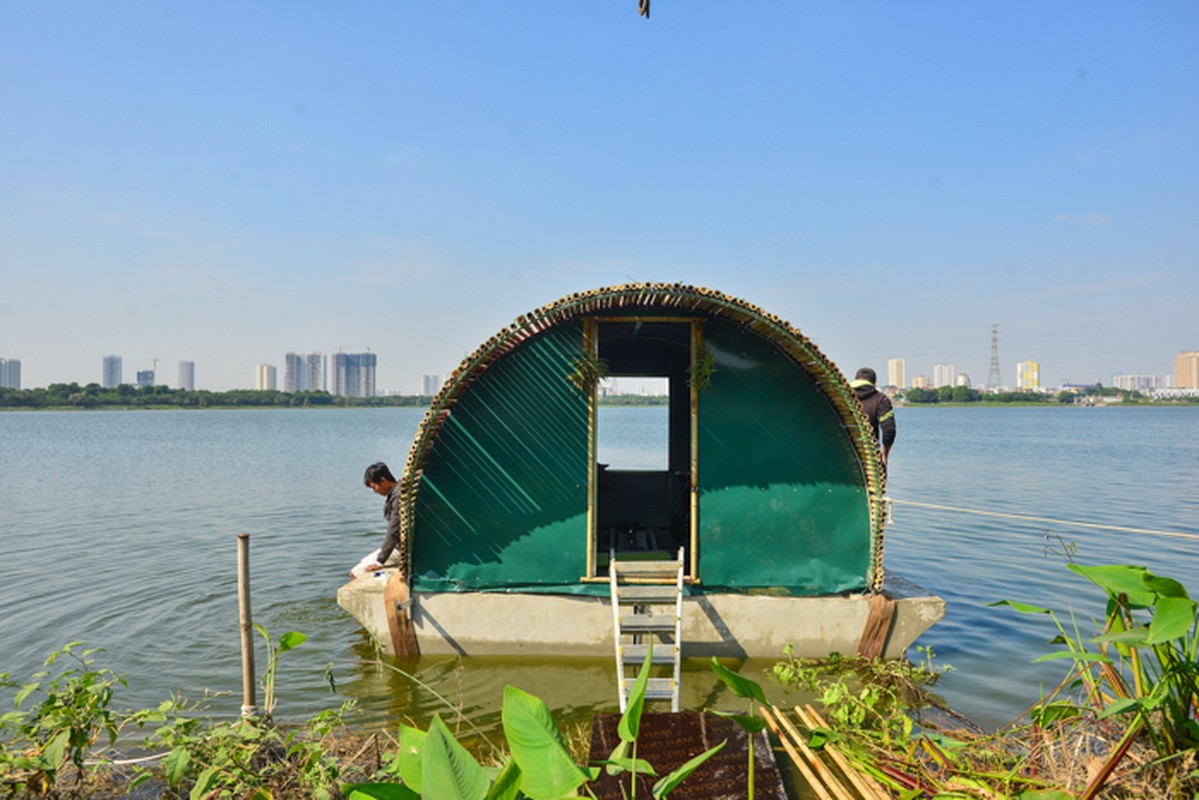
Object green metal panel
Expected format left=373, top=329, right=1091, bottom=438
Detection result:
left=697, top=319, right=870, bottom=594
left=413, top=323, right=590, bottom=591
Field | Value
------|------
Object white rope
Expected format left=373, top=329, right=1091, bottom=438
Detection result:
left=885, top=497, right=1199, bottom=542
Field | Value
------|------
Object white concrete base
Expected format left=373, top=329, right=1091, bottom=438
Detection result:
left=338, top=572, right=945, bottom=660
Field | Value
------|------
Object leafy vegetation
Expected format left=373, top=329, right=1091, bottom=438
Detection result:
left=6, top=563, right=1197, bottom=798
left=768, top=563, right=1199, bottom=799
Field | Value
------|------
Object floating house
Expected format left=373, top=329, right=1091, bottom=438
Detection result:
left=338, top=283, right=944, bottom=660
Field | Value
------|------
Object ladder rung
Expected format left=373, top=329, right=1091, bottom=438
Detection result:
left=611, top=560, right=679, bottom=578
left=622, top=677, right=676, bottom=701
left=620, top=643, right=677, bottom=665
left=614, top=586, right=678, bottom=604
left=619, top=614, right=676, bottom=633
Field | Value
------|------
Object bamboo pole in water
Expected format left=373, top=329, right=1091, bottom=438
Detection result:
left=237, top=533, right=257, bottom=717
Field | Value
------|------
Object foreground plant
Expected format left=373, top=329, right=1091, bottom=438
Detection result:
left=347, top=642, right=725, bottom=800
left=764, top=562, right=1199, bottom=799
left=0, top=642, right=123, bottom=797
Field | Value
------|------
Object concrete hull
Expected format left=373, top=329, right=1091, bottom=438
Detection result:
left=337, top=573, right=945, bottom=660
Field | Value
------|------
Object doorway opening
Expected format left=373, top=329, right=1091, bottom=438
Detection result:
left=589, top=320, right=697, bottom=578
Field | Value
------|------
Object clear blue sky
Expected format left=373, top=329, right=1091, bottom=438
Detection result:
left=3, top=2, right=1195, bottom=392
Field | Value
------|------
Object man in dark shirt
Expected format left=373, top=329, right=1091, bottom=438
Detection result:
left=851, top=367, right=896, bottom=468
left=350, top=461, right=403, bottom=578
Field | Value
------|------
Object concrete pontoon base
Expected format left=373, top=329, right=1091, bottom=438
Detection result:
left=337, top=572, right=945, bottom=660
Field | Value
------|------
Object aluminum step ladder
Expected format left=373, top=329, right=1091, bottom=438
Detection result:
left=609, top=546, right=684, bottom=712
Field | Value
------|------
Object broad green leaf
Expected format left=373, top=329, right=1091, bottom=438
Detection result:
left=343, top=783, right=421, bottom=800
left=278, top=631, right=308, bottom=652
left=482, top=759, right=522, bottom=800
left=1146, top=596, right=1197, bottom=644
left=599, top=756, right=657, bottom=776
left=988, top=599, right=1053, bottom=614
left=1095, top=629, right=1150, bottom=647
left=1030, top=702, right=1083, bottom=725
left=706, top=708, right=767, bottom=734
left=501, top=685, right=589, bottom=800
left=1032, top=651, right=1112, bottom=665
left=163, top=745, right=192, bottom=787
left=397, top=724, right=426, bottom=793
left=42, top=729, right=69, bottom=770
left=1096, top=697, right=1141, bottom=718
left=652, top=739, right=727, bottom=798
left=422, top=715, right=488, bottom=800
left=619, top=641, right=653, bottom=744
left=709, top=657, right=768, bottom=705
left=1142, top=572, right=1190, bottom=600
left=1069, top=564, right=1155, bottom=607
left=1014, top=791, right=1075, bottom=800
left=190, top=766, right=218, bottom=800
left=14, top=682, right=39, bottom=707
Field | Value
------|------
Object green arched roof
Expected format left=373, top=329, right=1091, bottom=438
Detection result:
left=396, top=282, right=888, bottom=592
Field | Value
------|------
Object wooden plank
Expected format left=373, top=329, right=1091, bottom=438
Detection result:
left=384, top=569, right=420, bottom=657
left=855, top=593, right=896, bottom=659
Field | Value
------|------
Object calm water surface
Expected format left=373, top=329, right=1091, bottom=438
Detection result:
left=1, top=405, right=1196, bottom=734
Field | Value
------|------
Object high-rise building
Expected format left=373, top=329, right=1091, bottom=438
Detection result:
left=284, top=352, right=325, bottom=392
left=933, top=364, right=956, bottom=388
left=421, top=374, right=443, bottom=397
left=1175, top=351, right=1199, bottom=389
left=333, top=352, right=377, bottom=397
left=102, top=355, right=122, bottom=388
left=886, top=358, right=905, bottom=390
left=1016, top=361, right=1040, bottom=389
left=1113, top=374, right=1166, bottom=392
left=256, top=363, right=277, bottom=391
left=136, top=370, right=155, bottom=388
left=911, top=374, right=929, bottom=389
left=178, top=361, right=195, bottom=391
left=0, top=358, right=20, bottom=390
left=305, top=353, right=326, bottom=392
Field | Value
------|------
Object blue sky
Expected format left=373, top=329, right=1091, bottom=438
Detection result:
left=2, top=2, right=1196, bottom=392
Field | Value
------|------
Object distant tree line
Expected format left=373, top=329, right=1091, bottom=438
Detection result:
left=0, top=383, right=677, bottom=410
left=899, top=385, right=1195, bottom=405
left=0, top=383, right=428, bottom=409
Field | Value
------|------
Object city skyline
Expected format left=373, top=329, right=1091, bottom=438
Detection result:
left=2, top=4, right=1195, bottom=393
left=2, top=339, right=1193, bottom=394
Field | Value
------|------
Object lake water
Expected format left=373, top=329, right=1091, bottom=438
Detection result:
left=1, top=405, right=1196, bottom=735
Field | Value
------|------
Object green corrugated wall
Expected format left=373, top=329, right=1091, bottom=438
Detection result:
left=696, top=318, right=870, bottom=594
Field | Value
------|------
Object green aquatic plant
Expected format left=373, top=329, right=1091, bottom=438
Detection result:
left=994, top=563, right=1199, bottom=758
left=0, top=642, right=124, bottom=796
left=348, top=643, right=724, bottom=800
left=708, top=657, right=768, bottom=799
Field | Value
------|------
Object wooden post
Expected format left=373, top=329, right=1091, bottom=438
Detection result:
left=384, top=568, right=420, bottom=657
left=237, top=533, right=257, bottom=717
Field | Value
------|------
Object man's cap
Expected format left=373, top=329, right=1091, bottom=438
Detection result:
left=854, top=367, right=876, bottom=385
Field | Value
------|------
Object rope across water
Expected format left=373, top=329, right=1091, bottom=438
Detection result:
left=885, top=497, right=1199, bottom=542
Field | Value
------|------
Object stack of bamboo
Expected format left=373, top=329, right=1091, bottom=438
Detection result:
left=759, top=705, right=889, bottom=800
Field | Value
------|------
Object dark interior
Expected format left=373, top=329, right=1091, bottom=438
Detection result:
left=595, top=320, right=693, bottom=573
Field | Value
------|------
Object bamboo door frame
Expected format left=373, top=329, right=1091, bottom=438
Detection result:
left=583, top=316, right=701, bottom=581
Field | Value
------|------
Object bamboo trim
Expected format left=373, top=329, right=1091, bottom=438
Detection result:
left=689, top=319, right=700, bottom=579
left=585, top=317, right=597, bottom=578
left=797, top=705, right=890, bottom=800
